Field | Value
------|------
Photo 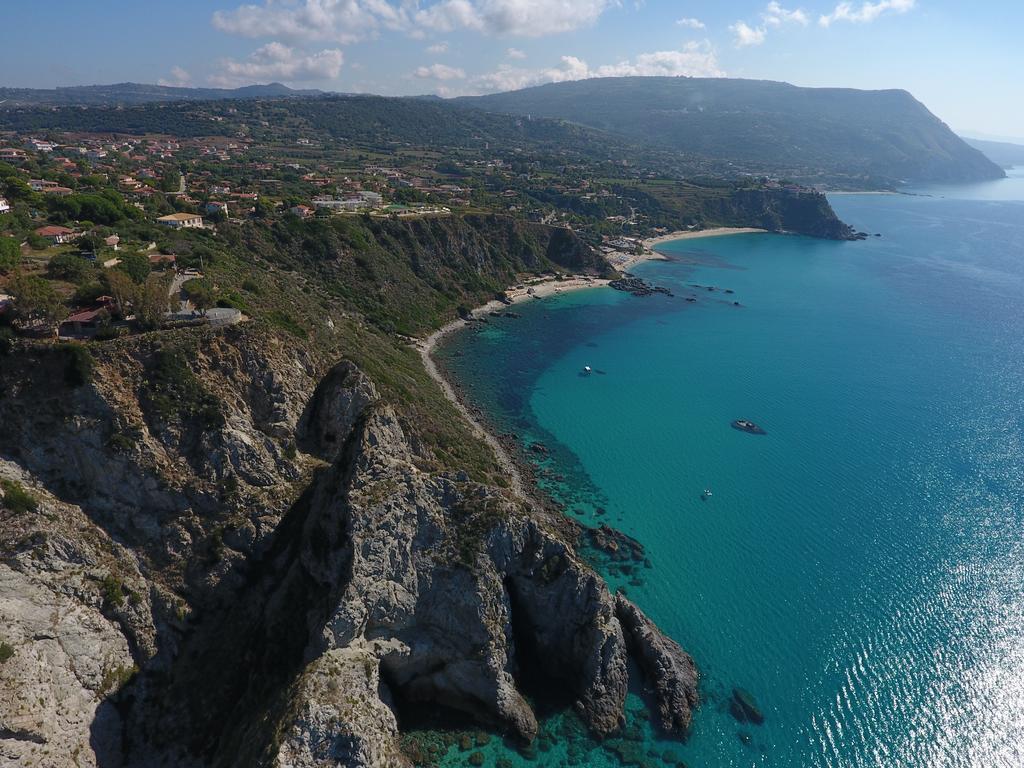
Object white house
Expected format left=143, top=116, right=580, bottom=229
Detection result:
left=0, top=197, right=10, bottom=214
left=156, top=213, right=204, bottom=229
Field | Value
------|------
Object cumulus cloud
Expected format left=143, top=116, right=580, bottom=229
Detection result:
left=729, top=21, right=767, bottom=47
left=819, top=0, right=915, bottom=26
left=472, top=42, right=724, bottom=93
left=730, top=3, right=807, bottom=47
left=413, top=62, right=467, bottom=79
left=506, top=47, right=527, bottom=59
left=763, top=1, right=808, bottom=26
left=676, top=17, right=705, bottom=30
left=211, top=42, right=343, bottom=86
left=158, top=66, right=192, bottom=87
left=426, top=41, right=449, bottom=53
left=212, top=0, right=614, bottom=43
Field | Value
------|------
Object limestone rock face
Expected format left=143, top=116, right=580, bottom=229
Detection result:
left=0, top=463, right=152, bottom=767
left=274, top=647, right=409, bottom=768
left=0, top=330, right=698, bottom=767
left=614, top=594, right=699, bottom=736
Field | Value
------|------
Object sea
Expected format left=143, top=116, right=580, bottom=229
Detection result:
left=431, top=169, right=1024, bottom=768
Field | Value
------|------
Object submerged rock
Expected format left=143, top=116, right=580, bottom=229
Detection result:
left=729, top=688, right=765, bottom=725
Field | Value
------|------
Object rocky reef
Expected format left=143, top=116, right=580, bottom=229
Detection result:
left=0, top=325, right=698, bottom=767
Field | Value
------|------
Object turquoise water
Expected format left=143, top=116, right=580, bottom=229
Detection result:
left=435, top=170, right=1024, bottom=768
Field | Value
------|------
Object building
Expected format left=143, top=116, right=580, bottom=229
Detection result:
left=0, top=198, right=9, bottom=214
left=205, top=201, right=229, bottom=217
left=29, top=179, right=59, bottom=192
left=34, top=225, right=76, bottom=244
left=289, top=205, right=313, bottom=218
left=104, top=234, right=120, bottom=250
left=0, top=148, right=28, bottom=162
left=156, top=213, right=204, bottom=229
left=148, top=253, right=177, bottom=268
left=42, top=186, right=73, bottom=196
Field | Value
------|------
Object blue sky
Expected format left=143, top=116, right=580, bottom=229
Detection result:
left=3, top=0, right=1022, bottom=138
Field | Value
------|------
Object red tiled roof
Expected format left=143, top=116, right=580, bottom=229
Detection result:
left=35, top=225, right=75, bottom=237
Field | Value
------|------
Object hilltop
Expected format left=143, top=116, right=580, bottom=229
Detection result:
left=0, top=82, right=322, bottom=107
left=457, top=76, right=1005, bottom=187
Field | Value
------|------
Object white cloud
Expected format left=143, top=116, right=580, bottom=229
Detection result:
left=729, top=20, right=767, bottom=47
left=730, top=3, right=807, bottom=47
left=158, top=66, right=192, bottom=87
left=413, top=62, right=467, bottom=80
left=819, top=0, right=915, bottom=26
left=426, top=41, right=449, bottom=54
left=472, top=41, right=724, bottom=93
left=211, top=42, right=344, bottom=87
left=762, top=1, right=808, bottom=27
left=212, top=0, right=614, bottom=44
left=676, top=17, right=705, bottom=30
left=506, top=47, right=527, bottom=59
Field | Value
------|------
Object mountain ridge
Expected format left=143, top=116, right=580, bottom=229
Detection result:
left=455, top=76, right=1005, bottom=187
left=0, top=81, right=323, bottom=107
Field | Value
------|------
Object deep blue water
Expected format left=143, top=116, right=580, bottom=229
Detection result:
left=435, top=170, right=1024, bottom=768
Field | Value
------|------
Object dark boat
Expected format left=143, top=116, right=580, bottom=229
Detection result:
left=731, top=419, right=767, bottom=435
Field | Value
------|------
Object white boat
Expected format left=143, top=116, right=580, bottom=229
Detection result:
left=702, top=488, right=713, bottom=500
left=583, top=365, right=592, bottom=374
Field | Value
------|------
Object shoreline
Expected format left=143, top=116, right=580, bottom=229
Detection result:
left=642, top=226, right=768, bottom=249
left=418, top=225, right=768, bottom=499
left=417, top=274, right=612, bottom=499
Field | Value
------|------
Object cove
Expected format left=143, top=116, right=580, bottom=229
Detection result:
left=433, top=172, right=1024, bottom=767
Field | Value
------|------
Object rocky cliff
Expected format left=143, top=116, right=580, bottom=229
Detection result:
left=0, top=325, right=698, bottom=767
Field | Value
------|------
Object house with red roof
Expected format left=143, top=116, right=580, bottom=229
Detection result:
left=34, top=225, right=77, bottom=244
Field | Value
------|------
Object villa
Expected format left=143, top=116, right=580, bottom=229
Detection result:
left=156, top=213, right=204, bottom=229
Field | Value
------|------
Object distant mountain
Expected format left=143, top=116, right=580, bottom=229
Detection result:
left=0, top=82, right=323, bottom=107
left=457, top=77, right=1005, bottom=187
left=963, top=137, right=1024, bottom=169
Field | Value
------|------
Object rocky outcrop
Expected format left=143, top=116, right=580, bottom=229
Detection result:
left=0, top=326, right=700, bottom=767
left=615, top=594, right=699, bottom=736
left=0, top=461, right=154, bottom=767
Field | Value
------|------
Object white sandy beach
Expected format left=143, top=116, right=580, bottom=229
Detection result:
left=642, top=227, right=768, bottom=249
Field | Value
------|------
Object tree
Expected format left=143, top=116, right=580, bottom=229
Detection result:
left=47, top=253, right=94, bottom=284
left=103, top=269, right=138, bottom=317
left=159, top=169, right=181, bottom=193
left=0, top=237, right=20, bottom=274
left=116, top=252, right=151, bottom=284
left=136, top=273, right=172, bottom=329
left=9, top=274, right=67, bottom=330
left=182, top=278, right=215, bottom=315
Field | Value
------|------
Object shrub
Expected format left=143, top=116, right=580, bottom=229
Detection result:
left=60, top=344, right=94, bottom=387
left=0, top=641, right=14, bottom=663
left=47, top=253, right=95, bottom=283
left=1, top=479, right=38, bottom=514
left=100, top=574, right=125, bottom=609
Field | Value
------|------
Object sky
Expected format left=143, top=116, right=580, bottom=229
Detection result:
left=2, top=0, right=1022, bottom=139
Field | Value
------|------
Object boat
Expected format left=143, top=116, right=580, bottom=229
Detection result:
left=731, top=419, right=767, bottom=435
left=583, top=365, right=592, bottom=374
left=701, top=488, right=713, bottom=500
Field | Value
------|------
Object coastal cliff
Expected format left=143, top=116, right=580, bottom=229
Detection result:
left=0, top=323, right=697, bottom=767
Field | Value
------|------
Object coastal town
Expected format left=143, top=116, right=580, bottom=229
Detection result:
left=0, top=100, right=821, bottom=343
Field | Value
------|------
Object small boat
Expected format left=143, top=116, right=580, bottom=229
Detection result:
left=583, top=365, right=592, bottom=374
left=701, top=488, right=713, bottom=500
left=731, top=419, right=767, bottom=435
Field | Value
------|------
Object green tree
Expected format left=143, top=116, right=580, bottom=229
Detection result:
left=182, top=277, right=215, bottom=315
left=9, top=274, right=67, bottom=329
left=117, top=252, right=151, bottom=284
left=0, top=237, right=20, bottom=274
left=136, top=273, right=172, bottom=329
left=158, top=169, right=181, bottom=193
left=47, top=253, right=94, bottom=284
left=103, top=269, right=138, bottom=317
